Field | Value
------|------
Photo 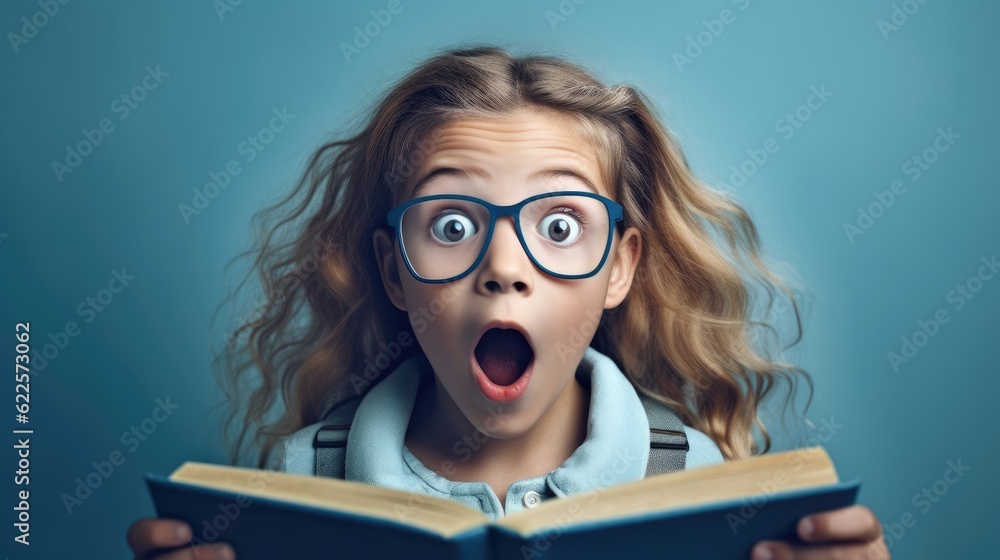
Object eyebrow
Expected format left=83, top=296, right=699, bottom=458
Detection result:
left=410, top=167, right=600, bottom=197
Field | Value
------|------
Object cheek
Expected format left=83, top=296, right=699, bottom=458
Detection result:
left=398, top=273, right=440, bottom=310
left=540, top=284, right=607, bottom=353
left=401, top=282, right=465, bottom=350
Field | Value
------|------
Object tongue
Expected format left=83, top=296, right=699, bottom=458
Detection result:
left=474, top=328, right=533, bottom=386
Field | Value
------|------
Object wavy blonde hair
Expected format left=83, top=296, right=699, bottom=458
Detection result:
left=213, top=45, right=813, bottom=468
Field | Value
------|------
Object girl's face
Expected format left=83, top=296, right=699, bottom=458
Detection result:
left=373, top=107, right=642, bottom=440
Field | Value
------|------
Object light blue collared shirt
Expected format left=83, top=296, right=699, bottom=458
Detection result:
left=268, top=346, right=725, bottom=521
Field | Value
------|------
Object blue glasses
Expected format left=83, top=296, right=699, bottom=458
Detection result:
left=385, top=191, right=624, bottom=284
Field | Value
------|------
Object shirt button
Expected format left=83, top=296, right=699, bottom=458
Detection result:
left=523, top=490, right=542, bottom=508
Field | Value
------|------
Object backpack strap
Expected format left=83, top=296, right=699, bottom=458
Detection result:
left=637, top=392, right=689, bottom=475
left=312, top=396, right=364, bottom=479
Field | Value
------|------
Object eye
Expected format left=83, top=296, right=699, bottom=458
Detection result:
left=538, top=208, right=584, bottom=245
left=430, top=211, right=477, bottom=244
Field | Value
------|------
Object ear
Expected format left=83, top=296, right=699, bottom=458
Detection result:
left=604, top=226, right=642, bottom=310
left=372, top=228, right=408, bottom=312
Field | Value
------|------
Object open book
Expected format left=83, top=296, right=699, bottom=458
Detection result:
left=145, top=446, right=860, bottom=559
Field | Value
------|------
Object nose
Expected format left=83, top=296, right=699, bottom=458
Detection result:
left=476, top=216, right=533, bottom=295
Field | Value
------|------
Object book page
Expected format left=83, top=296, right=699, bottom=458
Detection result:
left=497, top=447, right=838, bottom=536
left=169, top=462, right=491, bottom=538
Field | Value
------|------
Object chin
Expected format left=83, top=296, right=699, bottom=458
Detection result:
left=465, top=400, right=536, bottom=440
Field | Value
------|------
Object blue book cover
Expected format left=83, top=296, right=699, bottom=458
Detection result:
left=145, top=447, right=858, bottom=559
left=490, top=480, right=860, bottom=559
left=146, top=472, right=490, bottom=559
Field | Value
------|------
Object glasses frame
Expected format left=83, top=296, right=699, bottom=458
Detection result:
left=385, top=190, right=625, bottom=284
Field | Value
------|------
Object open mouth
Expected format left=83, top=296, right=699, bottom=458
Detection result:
left=473, top=327, right=534, bottom=387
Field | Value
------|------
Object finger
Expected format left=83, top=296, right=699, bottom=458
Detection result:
left=152, top=542, right=236, bottom=560
left=798, top=505, right=882, bottom=543
left=127, top=518, right=191, bottom=558
left=752, top=537, right=890, bottom=560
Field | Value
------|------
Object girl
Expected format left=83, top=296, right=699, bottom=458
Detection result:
left=128, top=46, right=889, bottom=560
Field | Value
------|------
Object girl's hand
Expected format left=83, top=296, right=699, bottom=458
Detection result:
left=127, top=517, right=235, bottom=560
left=750, top=505, right=889, bottom=560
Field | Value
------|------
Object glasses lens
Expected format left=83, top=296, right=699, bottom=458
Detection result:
left=398, top=194, right=612, bottom=280
left=400, top=198, right=491, bottom=280
left=521, top=194, right=611, bottom=276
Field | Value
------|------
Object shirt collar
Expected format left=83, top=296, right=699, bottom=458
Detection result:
left=344, top=346, right=650, bottom=496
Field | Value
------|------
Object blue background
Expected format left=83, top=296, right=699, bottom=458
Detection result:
left=1, top=0, right=996, bottom=558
